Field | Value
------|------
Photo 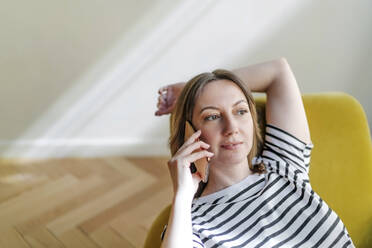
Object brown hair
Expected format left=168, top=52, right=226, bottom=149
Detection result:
left=168, top=69, right=266, bottom=197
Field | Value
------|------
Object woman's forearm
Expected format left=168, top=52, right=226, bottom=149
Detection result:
left=155, top=58, right=292, bottom=116
left=232, top=57, right=288, bottom=93
left=160, top=194, right=194, bottom=248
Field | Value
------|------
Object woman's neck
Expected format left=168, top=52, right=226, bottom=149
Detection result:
left=200, top=162, right=252, bottom=197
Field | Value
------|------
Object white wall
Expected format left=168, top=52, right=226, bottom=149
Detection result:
left=1, top=0, right=371, bottom=158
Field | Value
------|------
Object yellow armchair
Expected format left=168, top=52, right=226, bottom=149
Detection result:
left=144, top=93, right=372, bottom=248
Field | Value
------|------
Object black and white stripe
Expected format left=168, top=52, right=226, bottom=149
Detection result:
left=189, top=124, right=355, bottom=248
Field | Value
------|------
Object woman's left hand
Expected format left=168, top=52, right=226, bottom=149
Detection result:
left=155, top=82, right=186, bottom=116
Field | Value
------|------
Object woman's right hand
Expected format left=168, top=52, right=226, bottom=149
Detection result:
left=167, top=129, right=214, bottom=200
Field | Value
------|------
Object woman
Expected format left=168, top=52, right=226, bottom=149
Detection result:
left=155, top=58, right=355, bottom=248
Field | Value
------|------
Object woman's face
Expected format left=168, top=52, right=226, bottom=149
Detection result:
left=192, top=79, right=254, bottom=166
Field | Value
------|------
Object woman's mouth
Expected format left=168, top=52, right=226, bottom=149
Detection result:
left=221, top=142, right=243, bottom=150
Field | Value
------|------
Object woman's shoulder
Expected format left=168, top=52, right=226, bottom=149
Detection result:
left=257, top=123, right=314, bottom=175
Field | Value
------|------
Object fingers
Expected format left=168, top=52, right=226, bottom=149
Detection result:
left=155, top=84, right=183, bottom=116
left=171, top=149, right=213, bottom=170
left=155, top=87, right=171, bottom=116
left=181, top=139, right=210, bottom=157
left=157, top=92, right=167, bottom=104
left=171, top=130, right=212, bottom=165
left=158, top=85, right=170, bottom=95
left=155, top=108, right=171, bottom=116
left=187, top=150, right=214, bottom=164
left=182, top=129, right=202, bottom=147
left=156, top=95, right=166, bottom=108
left=155, top=98, right=172, bottom=116
left=158, top=86, right=167, bottom=94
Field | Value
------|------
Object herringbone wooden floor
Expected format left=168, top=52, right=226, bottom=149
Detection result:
left=0, top=156, right=172, bottom=248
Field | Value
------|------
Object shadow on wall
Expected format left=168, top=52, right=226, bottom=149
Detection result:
left=0, top=0, right=186, bottom=158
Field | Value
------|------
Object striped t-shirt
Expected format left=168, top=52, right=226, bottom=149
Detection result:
left=189, top=124, right=355, bottom=248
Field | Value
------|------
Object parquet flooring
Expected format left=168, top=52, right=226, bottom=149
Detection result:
left=0, top=156, right=173, bottom=248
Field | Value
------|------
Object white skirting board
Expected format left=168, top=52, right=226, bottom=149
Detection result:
left=0, top=139, right=170, bottom=159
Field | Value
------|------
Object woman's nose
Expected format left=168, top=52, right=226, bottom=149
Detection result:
left=223, top=117, right=239, bottom=136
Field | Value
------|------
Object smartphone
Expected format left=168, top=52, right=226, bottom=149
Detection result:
left=184, top=121, right=210, bottom=183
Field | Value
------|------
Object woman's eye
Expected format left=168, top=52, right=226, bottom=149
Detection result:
left=237, top=109, right=249, bottom=115
left=204, top=114, right=220, bottom=121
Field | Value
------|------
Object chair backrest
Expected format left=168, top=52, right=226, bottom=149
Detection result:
left=144, top=93, right=372, bottom=248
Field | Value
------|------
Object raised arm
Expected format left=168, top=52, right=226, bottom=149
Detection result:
left=155, top=58, right=311, bottom=143
left=232, top=57, right=311, bottom=144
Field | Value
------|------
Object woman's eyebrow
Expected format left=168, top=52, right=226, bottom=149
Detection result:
left=199, top=99, right=248, bottom=114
